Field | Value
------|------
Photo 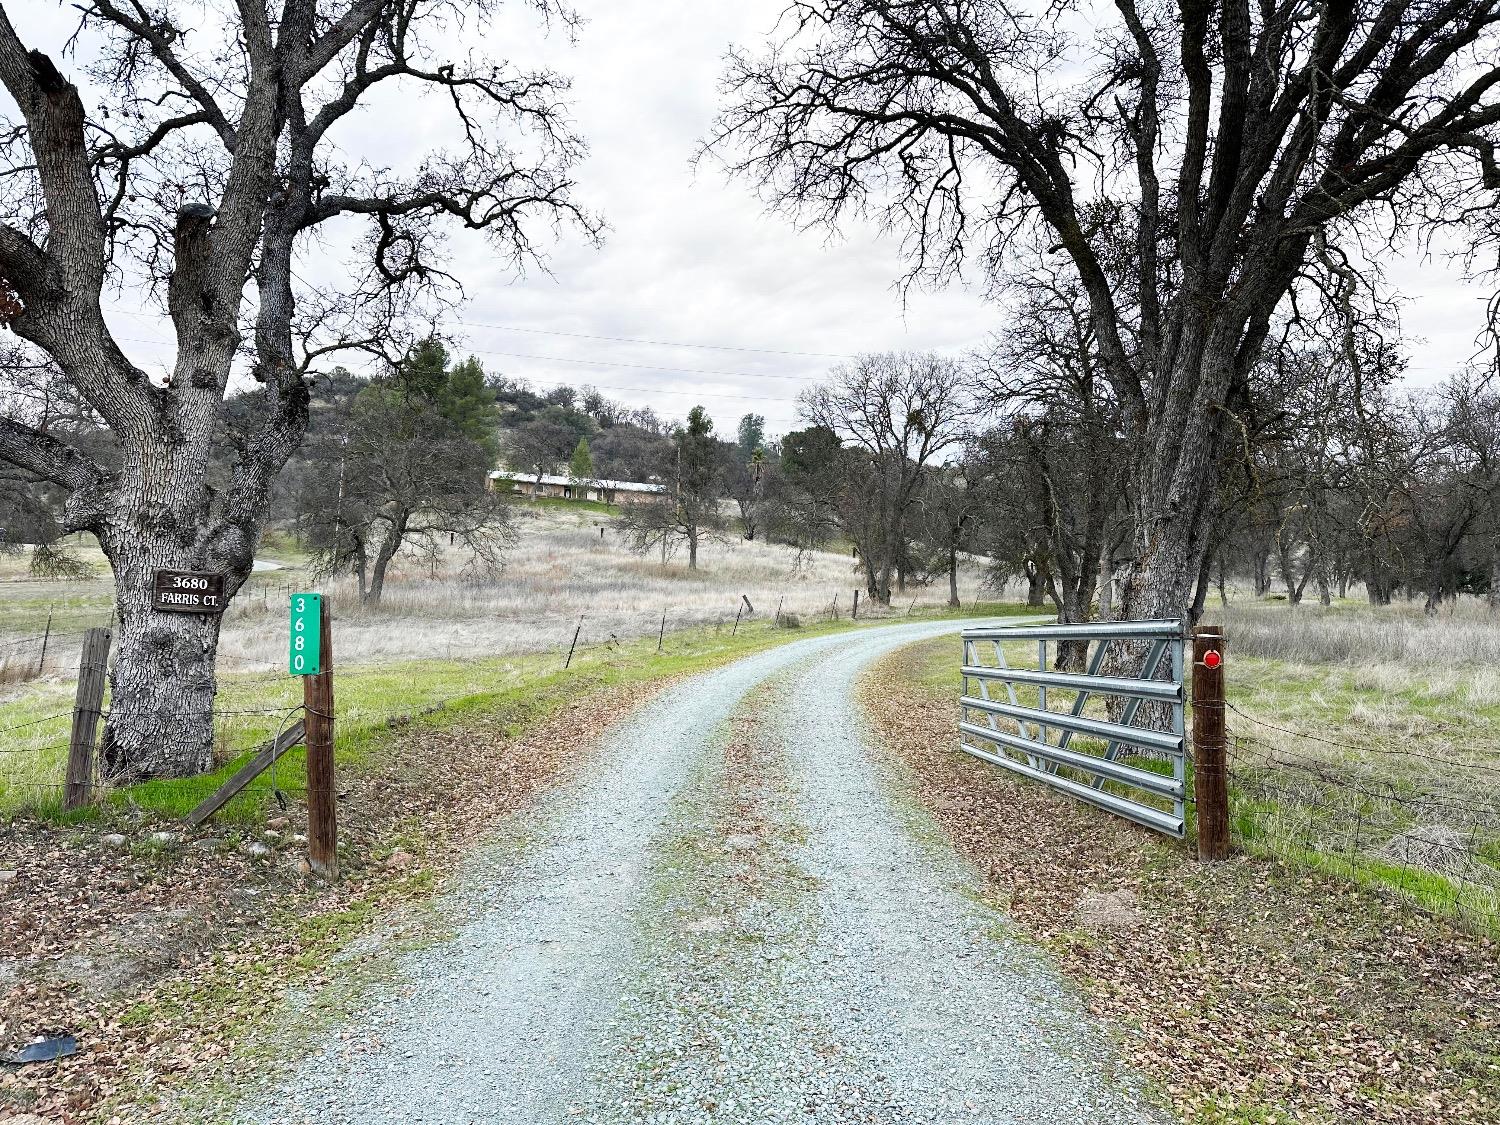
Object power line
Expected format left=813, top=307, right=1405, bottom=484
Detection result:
left=102, top=304, right=858, bottom=361
left=459, top=320, right=854, bottom=360
left=108, top=334, right=817, bottom=403
left=458, top=346, right=823, bottom=384
left=110, top=319, right=822, bottom=382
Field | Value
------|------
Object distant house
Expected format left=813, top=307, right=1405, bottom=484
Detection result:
left=486, top=470, right=666, bottom=506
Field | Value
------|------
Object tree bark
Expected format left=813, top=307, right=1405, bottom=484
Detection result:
left=1024, top=562, right=1046, bottom=607
left=1189, top=539, right=1214, bottom=627
left=1278, top=539, right=1304, bottom=604
left=947, top=545, right=960, bottom=608
left=99, top=529, right=237, bottom=781
left=366, top=513, right=408, bottom=606
left=1252, top=548, right=1271, bottom=597
left=1098, top=548, right=1114, bottom=618
left=1364, top=553, right=1393, bottom=605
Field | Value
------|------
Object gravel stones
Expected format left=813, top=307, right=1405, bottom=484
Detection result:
left=238, top=621, right=1167, bottom=1124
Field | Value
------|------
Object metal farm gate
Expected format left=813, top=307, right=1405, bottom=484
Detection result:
left=959, top=620, right=1187, bottom=838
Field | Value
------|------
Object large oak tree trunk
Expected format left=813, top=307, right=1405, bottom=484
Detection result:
left=1118, top=379, right=1229, bottom=627
left=94, top=465, right=254, bottom=779
left=102, top=550, right=225, bottom=780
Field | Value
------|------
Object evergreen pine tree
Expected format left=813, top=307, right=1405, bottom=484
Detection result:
left=569, top=436, right=594, bottom=483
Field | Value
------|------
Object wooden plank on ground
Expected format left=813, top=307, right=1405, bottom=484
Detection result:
left=184, top=719, right=306, bottom=827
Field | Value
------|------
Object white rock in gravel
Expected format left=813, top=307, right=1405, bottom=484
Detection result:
left=0, top=869, right=17, bottom=883
left=150, top=830, right=180, bottom=846
left=241, top=840, right=273, bottom=858
left=101, top=832, right=128, bottom=849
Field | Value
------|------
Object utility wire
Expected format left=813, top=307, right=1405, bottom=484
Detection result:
left=104, top=305, right=854, bottom=360
left=459, top=320, right=854, bottom=360
left=109, top=334, right=810, bottom=403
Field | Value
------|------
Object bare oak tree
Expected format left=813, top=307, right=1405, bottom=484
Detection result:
left=0, top=0, right=597, bottom=778
left=803, top=352, right=969, bottom=604
left=977, top=263, right=1128, bottom=653
left=713, top=0, right=1500, bottom=623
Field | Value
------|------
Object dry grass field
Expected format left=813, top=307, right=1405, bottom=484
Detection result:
left=0, top=498, right=1000, bottom=817
left=0, top=499, right=992, bottom=679
left=9, top=508, right=1496, bottom=924
left=1203, top=596, right=1500, bottom=925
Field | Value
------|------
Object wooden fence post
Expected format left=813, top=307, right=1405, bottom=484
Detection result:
left=64, top=627, right=111, bottom=811
left=305, top=597, right=337, bottom=879
left=657, top=609, right=667, bottom=652
left=852, top=589, right=860, bottom=619
left=773, top=596, right=784, bottom=628
left=1192, top=625, right=1230, bottom=861
left=731, top=603, right=743, bottom=635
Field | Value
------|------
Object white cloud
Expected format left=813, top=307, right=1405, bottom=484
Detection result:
left=7, top=0, right=1489, bottom=438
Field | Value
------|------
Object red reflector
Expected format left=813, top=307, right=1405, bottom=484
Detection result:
left=1203, top=650, right=1222, bottom=669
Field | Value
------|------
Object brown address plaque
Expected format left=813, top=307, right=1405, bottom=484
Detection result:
left=152, top=569, right=226, bottom=614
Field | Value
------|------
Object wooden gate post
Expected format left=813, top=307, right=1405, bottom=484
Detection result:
left=64, top=627, right=111, bottom=811
left=852, top=589, right=860, bottom=619
left=1191, top=625, right=1230, bottom=861
left=305, top=597, right=337, bottom=879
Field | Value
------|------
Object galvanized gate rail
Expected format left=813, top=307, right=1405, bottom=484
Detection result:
left=959, top=620, right=1187, bottom=837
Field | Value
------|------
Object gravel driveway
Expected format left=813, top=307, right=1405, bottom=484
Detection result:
left=242, top=620, right=1170, bottom=1125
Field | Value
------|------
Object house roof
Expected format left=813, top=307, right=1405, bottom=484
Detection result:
left=488, top=470, right=665, bottom=494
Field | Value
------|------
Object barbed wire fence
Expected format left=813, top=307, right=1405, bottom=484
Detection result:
left=1222, top=700, right=1500, bottom=931
left=0, top=592, right=831, bottom=822
left=0, top=626, right=100, bottom=687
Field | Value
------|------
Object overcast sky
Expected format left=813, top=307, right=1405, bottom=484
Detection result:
left=9, top=0, right=1494, bottom=438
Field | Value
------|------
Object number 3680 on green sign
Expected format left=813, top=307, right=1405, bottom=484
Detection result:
left=289, top=592, right=323, bottom=676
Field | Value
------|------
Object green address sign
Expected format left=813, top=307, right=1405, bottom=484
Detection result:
left=289, top=592, right=323, bottom=676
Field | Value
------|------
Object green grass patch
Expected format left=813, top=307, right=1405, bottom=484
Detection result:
left=508, top=493, right=620, bottom=516
left=902, top=629, right=1500, bottom=932
left=0, top=601, right=1038, bottom=821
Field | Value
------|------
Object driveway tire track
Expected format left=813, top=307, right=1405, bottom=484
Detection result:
left=240, top=620, right=1167, bottom=1124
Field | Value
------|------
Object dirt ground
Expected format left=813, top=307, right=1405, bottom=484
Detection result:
left=0, top=679, right=663, bottom=1123
left=860, top=640, right=1500, bottom=1125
